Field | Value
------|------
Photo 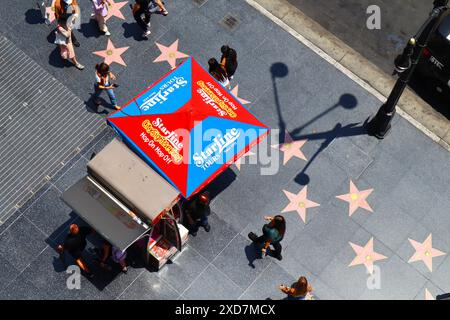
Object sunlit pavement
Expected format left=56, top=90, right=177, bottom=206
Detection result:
left=0, top=0, right=449, bottom=300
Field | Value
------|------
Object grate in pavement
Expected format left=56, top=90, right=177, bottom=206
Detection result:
left=219, top=14, right=240, bottom=32
left=192, top=0, right=208, bottom=7
left=0, top=35, right=105, bottom=225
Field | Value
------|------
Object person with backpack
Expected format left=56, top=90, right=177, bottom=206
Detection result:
left=93, top=62, right=120, bottom=110
left=92, top=0, right=112, bottom=36
left=54, top=0, right=81, bottom=47
left=55, top=17, right=84, bottom=69
left=248, top=215, right=286, bottom=261
left=208, top=58, right=230, bottom=89
left=220, top=45, right=238, bottom=79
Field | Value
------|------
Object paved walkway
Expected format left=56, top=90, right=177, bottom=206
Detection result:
left=0, top=0, right=449, bottom=300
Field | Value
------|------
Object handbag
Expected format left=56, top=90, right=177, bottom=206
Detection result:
left=54, top=27, right=67, bottom=45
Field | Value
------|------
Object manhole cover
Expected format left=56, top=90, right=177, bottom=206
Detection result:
left=193, top=0, right=208, bottom=7
left=220, top=14, right=240, bottom=32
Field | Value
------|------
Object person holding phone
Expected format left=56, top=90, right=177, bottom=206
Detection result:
left=93, top=62, right=120, bottom=110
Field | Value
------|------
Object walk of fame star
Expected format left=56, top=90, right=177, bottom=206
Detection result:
left=271, top=131, right=307, bottom=165
left=93, top=39, right=129, bottom=66
left=153, top=39, right=189, bottom=69
left=281, top=186, right=319, bottom=223
left=349, top=237, right=387, bottom=274
left=105, top=0, right=128, bottom=21
left=336, top=180, right=374, bottom=217
left=408, top=234, right=446, bottom=272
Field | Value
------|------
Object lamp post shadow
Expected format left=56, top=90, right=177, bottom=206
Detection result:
left=269, top=62, right=369, bottom=186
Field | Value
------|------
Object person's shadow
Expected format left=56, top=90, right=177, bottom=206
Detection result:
left=48, top=47, right=70, bottom=68
left=25, top=8, right=46, bottom=25
left=245, top=242, right=263, bottom=269
left=79, top=20, right=102, bottom=39
left=122, top=22, right=147, bottom=41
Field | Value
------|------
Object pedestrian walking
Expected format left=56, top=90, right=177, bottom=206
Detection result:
left=92, top=0, right=112, bottom=36
left=93, top=62, right=120, bottom=110
left=208, top=58, right=230, bottom=89
left=111, top=245, right=128, bottom=273
left=57, top=224, right=94, bottom=278
left=248, top=215, right=285, bottom=261
left=36, top=0, right=52, bottom=25
left=55, top=0, right=81, bottom=47
left=55, top=17, right=85, bottom=70
left=184, top=191, right=211, bottom=236
left=150, top=0, right=169, bottom=15
left=132, top=0, right=152, bottom=37
left=220, top=45, right=238, bottom=79
left=279, top=276, right=314, bottom=300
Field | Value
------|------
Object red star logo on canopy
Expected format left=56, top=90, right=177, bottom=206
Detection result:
left=153, top=39, right=189, bottom=69
left=271, top=131, right=307, bottom=165
left=336, top=180, right=374, bottom=217
left=230, top=85, right=250, bottom=105
left=105, top=0, right=128, bottom=21
left=408, top=234, right=446, bottom=272
left=281, top=186, right=320, bottom=223
left=349, top=237, right=387, bottom=274
left=235, top=150, right=255, bottom=171
left=93, top=39, right=129, bottom=66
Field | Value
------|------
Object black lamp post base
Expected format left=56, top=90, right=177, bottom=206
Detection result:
left=367, top=105, right=395, bottom=139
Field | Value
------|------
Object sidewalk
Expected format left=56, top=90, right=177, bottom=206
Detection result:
left=0, top=0, right=449, bottom=300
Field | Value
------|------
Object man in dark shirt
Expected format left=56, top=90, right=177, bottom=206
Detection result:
left=57, top=224, right=94, bottom=277
left=220, top=45, right=238, bottom=79
left=133, top=0, right=152, bottom=37
left=185, top=191, right=211, bottom=236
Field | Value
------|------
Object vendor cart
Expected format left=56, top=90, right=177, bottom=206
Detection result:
left=62, top=138, right=189, bottom=270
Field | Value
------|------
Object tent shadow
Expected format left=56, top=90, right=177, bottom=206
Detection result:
left=201, top=167, right=237, bottom=200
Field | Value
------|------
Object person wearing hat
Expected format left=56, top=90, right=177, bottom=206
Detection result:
left=57, top=224, right=94, bottom=278
left=54, top=0, right=81, bottom=47
left=184, top=191, right=211, bottom=236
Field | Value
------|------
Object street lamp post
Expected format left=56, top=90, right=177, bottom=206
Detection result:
left=368, top=0, right=449, bottom=139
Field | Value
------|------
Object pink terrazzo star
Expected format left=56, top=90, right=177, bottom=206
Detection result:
left=93, top=39, right=129, bottom=66
left=105, top=0, right=128, bottom=21
left=230, top=85, right=250, bottom=105
left=153, top=40, right=189, bottom=69
left=336, top=180, right=374, bottom=217
left=271, top=131, right=307, bottom=165
left=235, top=150, right=255, bottom=171
left=408, top=234, right=446, bottom=272
left=425, top=289, right=435, bottom=300
left=281, top=186, right=320, bottom=223
left=45, top=0, right=56, bottom=24
left=349, top=237, right=387, bottom=274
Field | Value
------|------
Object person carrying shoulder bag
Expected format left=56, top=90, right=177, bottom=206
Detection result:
left=55, top=17, right=84, bottom=70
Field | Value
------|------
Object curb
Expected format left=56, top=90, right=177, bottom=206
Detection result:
left=246, top=0, right=450, bottom=152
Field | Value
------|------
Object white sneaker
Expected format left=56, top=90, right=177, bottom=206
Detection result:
left=143, top=30, right=152, bottom=37
left=147, top=21, right=151, bottom=27
left=104, top=30, right=111, bottom=36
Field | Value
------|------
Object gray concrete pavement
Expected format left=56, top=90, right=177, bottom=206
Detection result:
left=0, top=0, right=449, bottom=300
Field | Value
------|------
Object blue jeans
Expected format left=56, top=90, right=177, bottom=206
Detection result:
left=93, top=84, right=117, bottom=106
